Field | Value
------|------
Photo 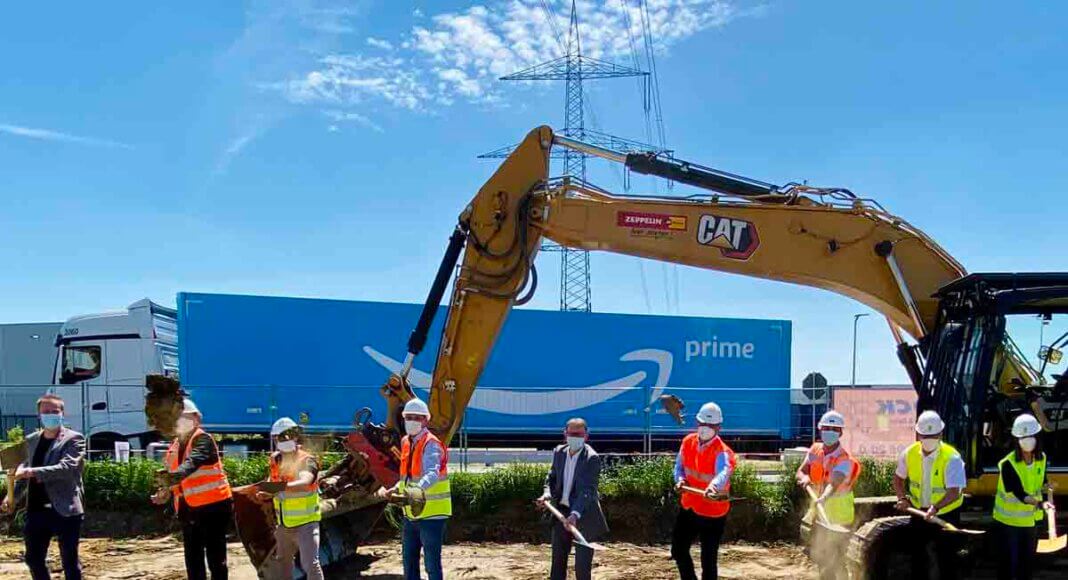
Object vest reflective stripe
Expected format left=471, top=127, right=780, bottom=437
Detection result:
left=399, top=432, right=452, bottom=520
left=683, top=468, right=712, bottom=482
left=904, top=441, right=964, bottom=515
left=807, top=442, right=861, bottom=525
left=992, top=452, right=1046, bottom=528
left=269, top=451, right=321, bottom=528
left=164, top=430, right=233, bottom=511
left=678, top=433, right=736, bottom=518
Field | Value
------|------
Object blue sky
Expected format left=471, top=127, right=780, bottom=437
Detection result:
left=2, top=1, right=1065, bottom=388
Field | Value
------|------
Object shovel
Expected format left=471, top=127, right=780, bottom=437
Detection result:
left=541, top=500, right=606, bottom=551
left=801, top=485, right=851, bottom=534
left=904, top=507, right=984, bottom=535
left=1037, top=489, right=1066, bottom=554
left=678, top=485, right=745, bottom=503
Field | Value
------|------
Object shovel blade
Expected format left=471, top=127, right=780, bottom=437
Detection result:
left=1037, top=535, right=1067, bottom=554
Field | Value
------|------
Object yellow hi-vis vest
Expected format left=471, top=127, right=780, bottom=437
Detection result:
left=269, top=451, right=321, bottom=528
left=399, top=431, right=451, bottom=520
left=993, top=452, right=1046, bottom=527
left=905, top=441, right=964, bottom=515
left=808, top=442, right=862, bottom=525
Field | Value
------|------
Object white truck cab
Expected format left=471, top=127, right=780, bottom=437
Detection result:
left=53, top=299, right=177, bottom=449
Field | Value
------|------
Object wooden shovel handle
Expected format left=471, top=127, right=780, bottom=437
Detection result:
left=542, top=500, right=594, bottom=545
left=1047, top=488, right=1058, bottom=539
left=804, top=485, right=835, bottom=525
left=905, top=507, right=953, bottom=529
left=679, top=485, right=732, bottom=502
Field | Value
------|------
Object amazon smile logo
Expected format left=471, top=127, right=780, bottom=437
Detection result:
left=362, top=346, right=673, bottom=415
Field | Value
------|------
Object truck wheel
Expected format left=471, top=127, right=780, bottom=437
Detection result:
left=847, top=516, right=912, bottom=580
left=87, top=432, right=122, bottom=460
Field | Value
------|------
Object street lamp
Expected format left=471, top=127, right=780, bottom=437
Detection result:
left=852, top=313, right=870, bottom=387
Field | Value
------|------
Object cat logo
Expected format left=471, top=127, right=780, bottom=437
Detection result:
left=696, top=215, right=759, bottom=259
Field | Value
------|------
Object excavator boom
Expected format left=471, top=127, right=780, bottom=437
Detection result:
left=387, top=126, right=967, bottom=445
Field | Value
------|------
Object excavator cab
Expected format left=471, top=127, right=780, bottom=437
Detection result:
left=917, top=273, right=1068, bottom=486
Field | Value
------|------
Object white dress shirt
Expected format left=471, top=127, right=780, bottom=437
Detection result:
left=560, top=449, right=581, bottom=515
left=895, top=444, right=966, bottom=507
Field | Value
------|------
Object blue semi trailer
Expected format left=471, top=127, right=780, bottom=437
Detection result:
left=177, top=292, right=793, bottom=441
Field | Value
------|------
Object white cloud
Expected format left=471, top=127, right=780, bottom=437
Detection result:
left=262, top=54, right=430, bottom=111
left=413, top=8, right=424, bottom=18
left=323, top=109, right=384, bottom=133
left=366, top=37, right=394, bottom=50
left=267, top=0, right=743, bottom=113
left=215, top=127, right=266, bottom=174
left=214, top=0, right=359, bottom=172
left=0, top=123, right=133, bottom=149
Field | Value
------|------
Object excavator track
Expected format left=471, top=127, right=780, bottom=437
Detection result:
left=847, top=516, right=913, bottom=580
left=847, top=514, right=1068, bottom=579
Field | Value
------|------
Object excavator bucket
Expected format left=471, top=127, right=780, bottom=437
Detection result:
left=144, top=374, right=183, bottom=436
left=233, top=486, right=277, bottom=571
left=233, top=484, right=388, bottom=575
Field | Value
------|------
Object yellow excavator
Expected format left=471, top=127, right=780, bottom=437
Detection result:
left=234, top=126, right=1068, bottom=577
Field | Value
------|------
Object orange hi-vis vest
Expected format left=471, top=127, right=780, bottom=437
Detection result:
left=165, top=429, right=232, bottom=511
left=807, top=442, right=862, bottom=525
left=679, top=433, right=736, bottom=518
left=399, top=430, right=451, bottom=519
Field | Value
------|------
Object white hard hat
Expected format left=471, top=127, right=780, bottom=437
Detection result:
left=1011, top=414, right=1041, bottom=438
left=696, top=402, right=723, bottom=425
left=182, top=398, right=201, bottom=417
left=818, top=410, right=846, bottom=429
left=271, top=417, right=299, bottom=436
left=915, top=410, right=945, bottom=435
left=403, top=398, right=431, bottom=417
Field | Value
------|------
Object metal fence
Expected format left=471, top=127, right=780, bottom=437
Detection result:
left=0, top=383, right=814, bottom=457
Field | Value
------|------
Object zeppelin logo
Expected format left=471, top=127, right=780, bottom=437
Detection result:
left=616, top=211, right=687, bottom=231
left=696, top=215, right=759, bottom=259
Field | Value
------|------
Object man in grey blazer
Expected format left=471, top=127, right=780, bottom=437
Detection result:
left=537, top=417, right=608, bottom=580
left=2, top=394, right=86, bottom=580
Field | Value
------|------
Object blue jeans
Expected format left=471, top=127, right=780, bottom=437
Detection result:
left=402, top=518, right=447, bottom=580
left=25, top=509, right=83, bottom=580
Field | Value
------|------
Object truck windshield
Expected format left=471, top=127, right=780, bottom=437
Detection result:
left=60, top=345, right=102, bottom=384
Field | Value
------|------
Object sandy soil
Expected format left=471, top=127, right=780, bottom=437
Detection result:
left=0, top=537, right=816, bottom=579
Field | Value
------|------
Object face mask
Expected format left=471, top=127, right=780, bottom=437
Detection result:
left=1019, top=437, right=1037, bottom=452
left=920, top=438, right=939, bottom=453
left=697, top=426, right=716, bottom=441
left=175, top=418, right=196, bottom=437
left=566, top=436, right=585, bottom=452
left=40, top=413, right=63, bottom=430
left=277, top=440, right=297, bottom=453
left=405, top=420, right=424, bottom=437
left=820, top=430, right=840, bottom=446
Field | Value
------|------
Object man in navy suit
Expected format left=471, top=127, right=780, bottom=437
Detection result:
left=536, top=418, right=609, bottom=580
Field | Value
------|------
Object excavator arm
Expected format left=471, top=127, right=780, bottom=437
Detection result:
left=384, top=126, right=966, bottom=445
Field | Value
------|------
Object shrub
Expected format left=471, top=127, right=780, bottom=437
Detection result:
left=60, top=453, right=898, bottom=543
left=854, top=456, right=896, bottom=497
left=83, top=459, right=159, bottom=507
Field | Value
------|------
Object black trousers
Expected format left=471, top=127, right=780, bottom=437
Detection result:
left=180, top=500, right=233, bottom=580
left=671, top=508, right=726, bottom=580
left=550, top=518, right=594, bottom=580
left=995, top=522, right=1038, bottom=580
left=24, top=509, right=83, bottom=580
left=907, top=511, right=963, bottom=580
